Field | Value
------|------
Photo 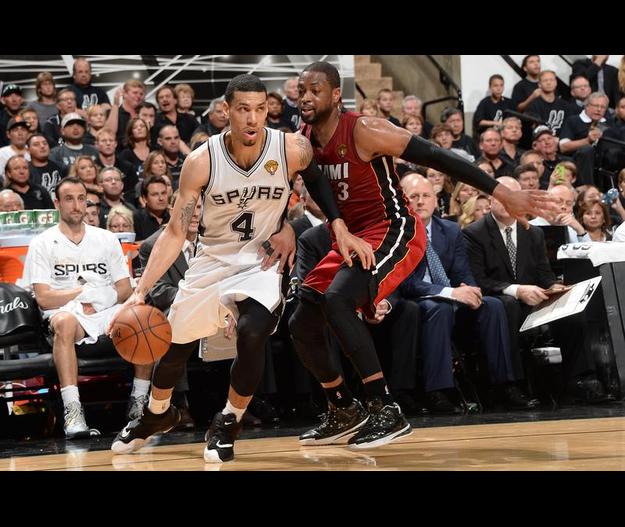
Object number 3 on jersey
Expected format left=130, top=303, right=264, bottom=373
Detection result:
left=337, top=181, right=349, bottom=201
left=231, top=211, right=255, bottom=241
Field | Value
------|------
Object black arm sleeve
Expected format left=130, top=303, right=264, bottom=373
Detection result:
left=400, top=135, right=499, bottom=195
left=298, top=159, right=342, bottom=223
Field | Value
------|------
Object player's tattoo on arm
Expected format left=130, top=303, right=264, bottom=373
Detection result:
left=294, top=133, right=313, bottom=169
left=180, top=197, right=197, bottom=231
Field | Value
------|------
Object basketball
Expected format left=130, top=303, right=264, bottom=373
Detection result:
left=111, top=305, right=172, bottom=365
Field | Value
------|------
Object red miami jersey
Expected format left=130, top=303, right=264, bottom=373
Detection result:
left=301, top=111, right=426, bottom=314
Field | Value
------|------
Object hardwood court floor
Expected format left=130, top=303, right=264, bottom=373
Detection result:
left=3, top=416, right=625, bottom=471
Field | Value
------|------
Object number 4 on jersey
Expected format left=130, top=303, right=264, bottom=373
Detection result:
left=231, top=211, right=255, bottom=241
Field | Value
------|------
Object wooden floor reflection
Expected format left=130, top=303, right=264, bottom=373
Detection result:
left=3, top=417, right=625, bottom=471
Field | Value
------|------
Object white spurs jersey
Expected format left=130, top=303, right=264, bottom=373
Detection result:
left=200, top=127, right=290, bottom=265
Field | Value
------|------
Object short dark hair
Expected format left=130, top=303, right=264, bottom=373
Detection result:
left=26, top=133, right=48, bottom=147
left=513, top=163, right=538, bottom=179
left=141, top=175, right=168, bottom=197
left=56, top=176, right=86, bottom=199
left=521, top=55, right=540, bottom=69
left=224, top=74, right=266, bottom=104
left=302, top=61, right=341, bottom=89
left=137, top=101, right=157, bottom=113
left=489, top=74, right=504, bottom=85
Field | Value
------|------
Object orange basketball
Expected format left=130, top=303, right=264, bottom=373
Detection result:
left=111, top=305, right=172, bottom=365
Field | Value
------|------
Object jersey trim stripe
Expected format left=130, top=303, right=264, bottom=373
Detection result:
left=206, top=138, right=217, bottom=195
left=372, top=156, right=405, bottom=275
left=280, top=130, right=289, bottom=190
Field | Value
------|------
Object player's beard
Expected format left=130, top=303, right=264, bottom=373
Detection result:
left=63, top=212, right=85, bottom=226
left=300, top=103, right=333, bottom=125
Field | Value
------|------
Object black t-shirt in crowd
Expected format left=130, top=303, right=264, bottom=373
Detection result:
left=511, top=78, right=539, bottom=149
left=282, top=100, right=301, bottom=131
left=152, top=112, right=198, bottom=146
left=115, top=106, right=132, bottom=150
left=68, top=83, right=111, bottom=111
left=29, top=160, right=62, bottom=195
left=166, top=154, right=186, bottom=189
left=511, top=78, right=539, bottom=110
left=118, top=148, right=152, bottom=180
left=452, top=133, right=479, bottom=159
left=559, top=114, right=595, bottom=142
left=95, top=156, right=139, bottom=205
left=133, top=208, right=170, bottom=242
left=526, top=97, right=577, bottom=136
left=12, top=183, right=54, bottom=210
left=472, top=96, right=513, bottom=135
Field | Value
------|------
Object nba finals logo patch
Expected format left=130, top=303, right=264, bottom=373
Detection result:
left=337, top=144, right=347, bottom=158
left=264, top=160, right=278, bottom=175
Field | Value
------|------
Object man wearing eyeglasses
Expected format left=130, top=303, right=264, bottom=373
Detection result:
left=97, top=166, right=136, bottom=226
left=42, top=89, right=78, bottom=148
left=559, top=92, right=611, bottom=187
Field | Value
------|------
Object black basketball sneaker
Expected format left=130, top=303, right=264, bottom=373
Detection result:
left=111, top=405, right=181, bottom=454
left=204, top=412, right=243, bottom=463
left=299, top=399, right=369, bottom=446
left=347, top=399, right=412, bottom=449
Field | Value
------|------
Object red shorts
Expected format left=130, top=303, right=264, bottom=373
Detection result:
left=302, top=215, right=426, bottom=317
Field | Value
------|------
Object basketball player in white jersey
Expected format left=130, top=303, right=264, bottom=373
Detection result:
left=109, top=74, right=374, bottom=462
left=22, top=176, right=152, bottom=438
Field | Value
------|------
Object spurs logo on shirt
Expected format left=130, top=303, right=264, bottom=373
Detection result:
left=200, top=127, right=290, bottom=266
left=23, top=224, right=130, bottom=291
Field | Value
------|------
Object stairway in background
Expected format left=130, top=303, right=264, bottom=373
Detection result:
left=354, top=55, right=403, bottom=119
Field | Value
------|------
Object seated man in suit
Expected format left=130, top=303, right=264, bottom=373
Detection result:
left=464, top=176, right=613, bottom=403
left=529, top=183, right=591, bottom=244
left=399, top=175, right=537, bottom=413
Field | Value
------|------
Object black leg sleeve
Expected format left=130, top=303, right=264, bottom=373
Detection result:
left=230, top=298, right=280, bottom=397
left=153, top=341, right=199, bottom=390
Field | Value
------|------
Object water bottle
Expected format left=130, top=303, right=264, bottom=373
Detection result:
left=602, top=188, right=619, bottom=206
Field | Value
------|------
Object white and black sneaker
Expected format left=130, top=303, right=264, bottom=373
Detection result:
left=204, top=412, right=242, bottom=463
left=299, top=399, right=369, bottom=446
left=111, top=405, right=180, bottom=454
left=64, top=401, right=100, bottom=439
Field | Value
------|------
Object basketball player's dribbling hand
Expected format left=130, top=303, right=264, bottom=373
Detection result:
left=106, top=291, right=146, bottom=336
left=493, top=186, right=558, bottom=229
left=259, top=222, right=296, bottom=273
left=332, top=219, right=376, bottom=270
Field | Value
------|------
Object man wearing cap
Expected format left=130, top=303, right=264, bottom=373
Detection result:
left=532, top=125, right=573, bottom=188
left=49, top=112, right=98, bottom=177
left=68, top=58, right=111, bottom=115
left=0, top=84, right=24, bottom=148
left=0, top=117, right=31, bottom=180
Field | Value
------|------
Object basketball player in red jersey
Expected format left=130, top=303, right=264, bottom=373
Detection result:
left=289, top=61, right=555, bottom=449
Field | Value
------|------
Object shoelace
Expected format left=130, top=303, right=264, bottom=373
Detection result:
left=65, top=403, right=84, bottom=425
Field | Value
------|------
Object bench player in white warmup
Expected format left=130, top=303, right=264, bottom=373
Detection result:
left=109, top=74, right=373, bottom=462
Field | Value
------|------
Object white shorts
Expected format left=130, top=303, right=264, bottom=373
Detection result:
left=46, top=302, right=123, bottom=345
left=168, top=254, right=283, bottom=344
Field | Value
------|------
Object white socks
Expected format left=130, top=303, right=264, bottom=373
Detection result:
left=60, top=385, right=80, bottom=408
left=222, top=400, right=245, bottom=422
left=131, top=378, right=150, bottom=398
left=148, top=394, right=171, bottom=415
